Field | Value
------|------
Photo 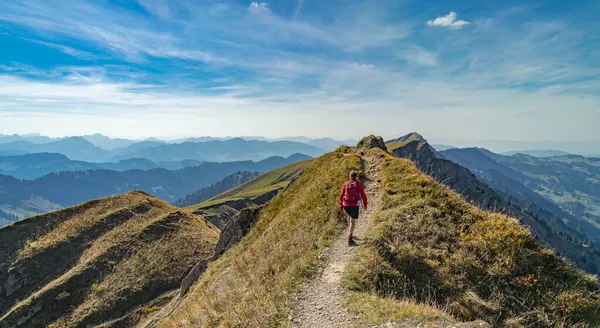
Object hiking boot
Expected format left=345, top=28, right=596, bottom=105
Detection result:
left=348, top=236, right=354, bottom=246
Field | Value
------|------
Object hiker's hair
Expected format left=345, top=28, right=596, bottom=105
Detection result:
left=349, top=171, right=358, bottom=179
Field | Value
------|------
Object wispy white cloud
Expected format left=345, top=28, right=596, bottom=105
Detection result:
left=351, top=62, right=374, bottom=69
left=30, top=40, right=104, bottom=60
left=398, top=46, right=438, bottom=67
left=249, top=2, right=269, bottom=13
left=292, top=0, right=304, bottom=19
left=427, top=12, right=470, bottom=29
left=0, top=62, right=59, bottom=78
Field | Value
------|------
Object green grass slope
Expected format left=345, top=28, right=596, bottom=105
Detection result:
left=0, top=191, right=219, bottom=328
left=156, top=147, right=360, bottom=327
left=185, top=159, right=313, bottom=228
left=185, top=159, right=312, bottom=211
left=343, top=149, right=600, bottom=327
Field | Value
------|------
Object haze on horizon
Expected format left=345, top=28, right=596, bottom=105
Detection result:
left=0, top=0, right=599, bottom=142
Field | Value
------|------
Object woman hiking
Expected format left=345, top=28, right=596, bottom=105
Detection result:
left=339, top=171, right=368, bottom=246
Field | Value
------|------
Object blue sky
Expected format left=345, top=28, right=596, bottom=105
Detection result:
left=0, top=0, right=598, bottom=141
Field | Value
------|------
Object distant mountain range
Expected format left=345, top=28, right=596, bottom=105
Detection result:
left=108, top=138, right=324, bottom=162
left=0, top=153, right=205, bottom=180
left=0, top=135, right=328, bottom=162
left=432, top=138, right=600, bottom=157
left=0, top=154, right=311, bottom=227
left=0, top=137, right=110, bottom=162
left=0, top=133, right=353, bottom=154
left=502, top=149, right=571, bottom=157
left=0, top=133, right=61, bottom=144
left=174, top=136, right=357, bottom=151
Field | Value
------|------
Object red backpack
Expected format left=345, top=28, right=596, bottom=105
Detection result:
left=343, top=180, right=360, bottom=203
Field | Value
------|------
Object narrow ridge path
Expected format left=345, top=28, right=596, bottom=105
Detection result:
left=291, top=154, right=382, bottom=327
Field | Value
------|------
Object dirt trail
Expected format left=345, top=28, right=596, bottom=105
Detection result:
left=290, top=154, right=382, bottom=327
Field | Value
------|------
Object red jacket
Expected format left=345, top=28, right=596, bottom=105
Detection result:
left=339, top=180, right=368, bottom=208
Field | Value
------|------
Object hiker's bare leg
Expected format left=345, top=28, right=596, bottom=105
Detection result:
left=347, top=216, right=351, bottom=233
left=348, top=217, right=356, bottom=236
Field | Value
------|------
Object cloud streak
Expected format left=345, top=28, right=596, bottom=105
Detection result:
left=427, top=12, right=470, bottom=29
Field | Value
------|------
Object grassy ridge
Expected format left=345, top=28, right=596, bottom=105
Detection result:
left=185, top=159, right=312, bottom=210
left=158, top=148, right=361, bottom=327
left=343, top=149, right=600, bottom=327
left=0, top=191, right=219, bottom=328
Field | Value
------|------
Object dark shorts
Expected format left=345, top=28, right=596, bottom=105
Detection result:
left=344, top=206, right=359, bottom=219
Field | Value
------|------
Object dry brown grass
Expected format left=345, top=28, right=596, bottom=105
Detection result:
left=342, top=151, right=600, bottom=327
left=344, top=291, right=452, bottom=325
left=0, top=191, right=219, bottom=328
left=157, top=147, right=362, bottom=327
left=17, top=193, right=146, bottom=260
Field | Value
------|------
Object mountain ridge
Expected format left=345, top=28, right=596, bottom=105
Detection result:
left=388, top=133, right=600, bottom=274
left=0, top=191, right=219, bottom=327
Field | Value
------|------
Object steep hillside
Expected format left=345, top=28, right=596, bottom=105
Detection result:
left=343, top=150, right=600, bottom=327
left=443, top=149, right=600, bottom=251
left=175, top=171, right=261, bottom=207
left=186, top=159, right=312, bottom=228
left=0, top=155, right=307, bottom=227
left=388, top=136, right=600, bottom=274
left=387, top=138, right=501, bottom=209
left=0, top=191, right=219, bottom=328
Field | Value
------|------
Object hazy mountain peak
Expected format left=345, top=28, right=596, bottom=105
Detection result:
left=386, top=132, right=427, bottom=144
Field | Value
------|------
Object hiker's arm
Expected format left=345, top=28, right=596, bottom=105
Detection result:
left=360, top=183, right=368, bottom=208
left=338, top=184, right=345, bottom=209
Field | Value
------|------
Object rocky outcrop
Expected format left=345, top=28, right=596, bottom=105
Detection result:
left=355, top=135, right=388, bottom=153
left=179, top=259, right=208, bottom=296
left=249, top=189, right=279, bottom=207
left=213, top=206, right=261, bottom=258
left=179, top=206, right=262, bottom=296
left=4, top=271, right=24, bottom=297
